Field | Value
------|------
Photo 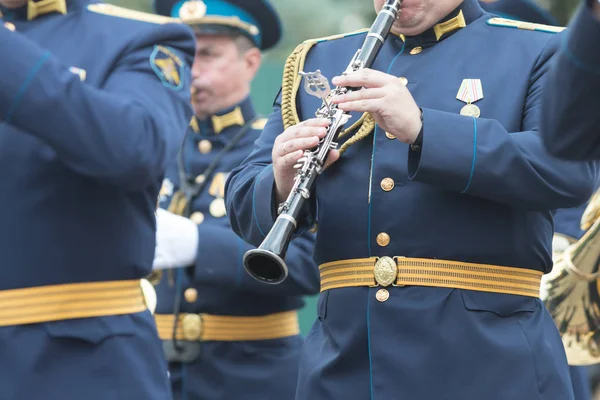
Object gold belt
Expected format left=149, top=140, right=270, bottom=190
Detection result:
left=0, top=280, right=150, bottom=327
left=319, top=256, right=542, bottom=297
left=155, top=311, right=300, bottom=342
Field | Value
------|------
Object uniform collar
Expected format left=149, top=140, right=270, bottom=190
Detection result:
left=394, top=0, right=483, bottom=49
left=0, top=0, right=70, bottom=21
left=190, top=97, right=256, bottom=135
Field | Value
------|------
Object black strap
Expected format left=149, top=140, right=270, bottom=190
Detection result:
left=176, top=117, right=257, bottom=217
left=170, top=116, right=257, bottom=349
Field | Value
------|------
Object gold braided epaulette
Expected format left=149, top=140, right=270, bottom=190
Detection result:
left=280, top=29, right=377, bottom=155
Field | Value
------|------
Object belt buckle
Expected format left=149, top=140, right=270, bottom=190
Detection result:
left=181, top=313, right=203, bottom=341
left=373, top=256, right=398, bottom=287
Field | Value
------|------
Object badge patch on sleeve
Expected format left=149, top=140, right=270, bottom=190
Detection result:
left=150, top=45, right=185, bottom=91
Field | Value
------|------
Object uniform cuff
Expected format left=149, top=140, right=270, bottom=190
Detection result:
left=408, top=108, right=477, bottom=194
left=564, top=4, right=600, bottom=72
left=0, top=28, right=51, bottom=122
left=252, top=165, right=278, bottom=237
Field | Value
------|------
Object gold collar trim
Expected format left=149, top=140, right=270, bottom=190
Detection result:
left=433, top=9, right=466, bottom=41
left=28, top=0, right=66, bottom=20
left=211, top=106, right=245, bottom=134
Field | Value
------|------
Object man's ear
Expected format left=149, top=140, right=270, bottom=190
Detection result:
left=243, top=47, right=262, bottom=80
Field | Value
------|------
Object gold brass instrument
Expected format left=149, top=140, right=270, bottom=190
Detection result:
left=541, top=191, right=600, bottom=365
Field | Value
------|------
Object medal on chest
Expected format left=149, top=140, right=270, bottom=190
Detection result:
left=456, top=79, right=483, bottom=118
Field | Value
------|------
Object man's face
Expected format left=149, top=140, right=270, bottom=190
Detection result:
left=373, top=0, right=463, bottom=35
left=374, top=0, right=428, bottom=30
left=190, top=34, right=256, bottom=118
left=0, top=0, right=27, bottom=8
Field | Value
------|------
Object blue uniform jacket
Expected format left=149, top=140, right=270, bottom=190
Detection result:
left=0, top=1, right=195, bottom=399
left=541, top=0, right=600, bottom=160
left=156, top=97, right=320, bottom=400
left=225, top=0, right=600, bottom=399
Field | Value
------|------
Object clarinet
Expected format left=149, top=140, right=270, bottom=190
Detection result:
left=243, top=0, right=402, bottom=284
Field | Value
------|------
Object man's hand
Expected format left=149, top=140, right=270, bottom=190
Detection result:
left=331, top=68, right=422, bottom=144
left=153, top=208, right=199, bottom=270
left=272, top=118, right=338, bottom=204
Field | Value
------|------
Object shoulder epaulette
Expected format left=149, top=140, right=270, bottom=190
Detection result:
left=302, top=28, right=369, bottom=45
left=486, top=17, right=565, bottom=34
left=251, top=118, right=267, bottom=130
left=280, top=29, right=368, bottom=130
left=280, top=29, right=375, bottom=156
left=87, top=4, right=181, bottom=24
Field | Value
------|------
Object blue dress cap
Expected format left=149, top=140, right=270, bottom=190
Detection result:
left=154, top=0, right=282, bottom=50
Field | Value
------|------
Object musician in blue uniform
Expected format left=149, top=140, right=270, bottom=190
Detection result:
left=225, top=0, right=600, bottom=398
left=151, top=1, right=320, bottom=399
left=540, top=0, right=600, bottom=160
left=0, top=0, right=194, bottom=398
left=477, top=2, right=594, bottom=398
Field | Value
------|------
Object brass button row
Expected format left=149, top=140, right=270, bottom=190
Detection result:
left=374, top=256, right=399, bottom=302
left=377, top=177, right=393, bottom=247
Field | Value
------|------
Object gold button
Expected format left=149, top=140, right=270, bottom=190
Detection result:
left=209, top=198, right=226, bottom=218
left=195, top=174, right=206, bottom=184
left=181, top=314, right=202, bottom=341
left=4, top=22, right=15, bottom=31
left=376, top=289, right=390, bottom=302
left=385, top=132, right=396, bottom=140
left=184, top=288, right=198, bottom=303
left=399, top=77, right=408, bottom=86
left=410, top=46, right=423, bottom=55
left=376, top=232, right=390, bottom=247
left=190, top=211, right=204, bottom=224
left=198, top=139, right=212, bottom=154
left=380, top=178, right=394, bottom=192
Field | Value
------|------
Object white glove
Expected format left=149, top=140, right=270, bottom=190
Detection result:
left=552, top=233, right=572, bottom=261
left=153, top=208, right=199, bottom=270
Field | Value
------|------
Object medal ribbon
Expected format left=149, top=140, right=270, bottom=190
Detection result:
left=456, top=79, right=483, bottom=104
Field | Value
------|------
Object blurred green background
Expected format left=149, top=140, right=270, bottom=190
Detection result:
left=111, top=0, right=582, bottom=335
